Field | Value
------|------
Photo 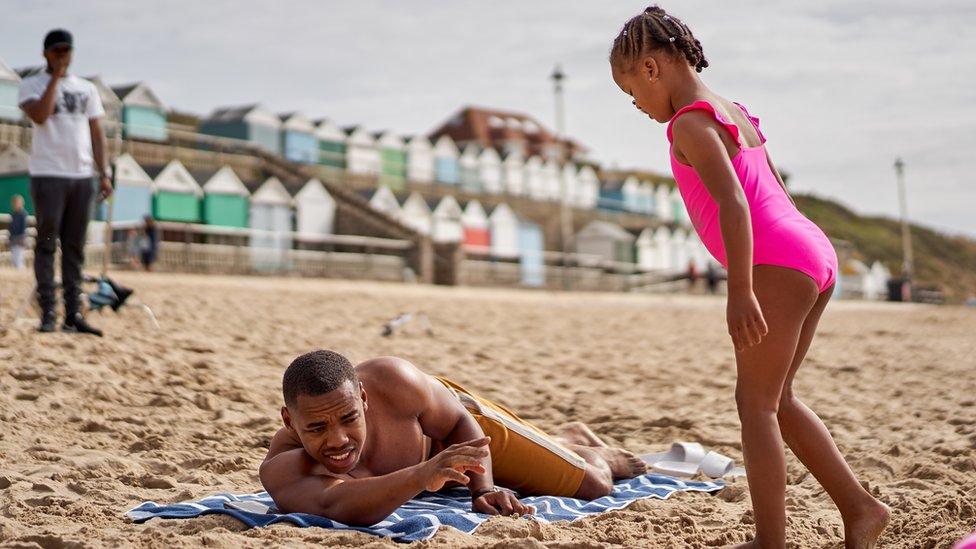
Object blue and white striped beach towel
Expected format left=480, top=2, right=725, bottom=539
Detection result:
left=126, top=474, right=723, bottom=543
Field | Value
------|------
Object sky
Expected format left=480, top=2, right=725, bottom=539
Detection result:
left=3, top=0, right=975, bottom=237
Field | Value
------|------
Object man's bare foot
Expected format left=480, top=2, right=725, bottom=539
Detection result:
left=844, top=499, right=890, bottom=549
left=557, top=421, right=609, bottom=447
left=591, top=446, right=647, bottom=480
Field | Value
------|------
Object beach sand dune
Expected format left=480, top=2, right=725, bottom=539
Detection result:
left=1, top=270, right=973, bottom=548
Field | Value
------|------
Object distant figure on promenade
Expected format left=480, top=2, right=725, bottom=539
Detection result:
left=18, top=29, right=113, bottom=336
left=8, top=195, right=28, bottom=269
left=140, top=214, right=159, bottom=271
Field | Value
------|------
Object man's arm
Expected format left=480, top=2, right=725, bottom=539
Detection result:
left=89, top=118, right=112, bottom=200
left=20, top=64, right=66, bottom=125
left=260, top=422, right=487, bottom=526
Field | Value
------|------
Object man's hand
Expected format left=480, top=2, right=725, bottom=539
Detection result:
left=417, top=436, right=490, bottom=492
left=472, top=488, right=534, bottom=517
left=727, top=286, right=768, bottom=351
left=97, top=175, right=113, bottom=202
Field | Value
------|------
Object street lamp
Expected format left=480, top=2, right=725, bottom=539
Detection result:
left=551, top=64, right=573, bottom=290
left=893, top=157, right=914, bottom=300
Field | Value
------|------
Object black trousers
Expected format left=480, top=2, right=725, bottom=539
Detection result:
left=30, top=176, right=94, bottom=316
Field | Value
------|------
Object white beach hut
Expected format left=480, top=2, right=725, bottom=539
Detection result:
left=431, top=195, right=463, bottom=243
left=294, top=179, right=337, bottom=237
left=249, top=177, right=294, bottom=270
left=478, top=147, right=503, bottom=194
left=576, top=165, right=600, bottom=209
left=405, top=135, right=434, bottom=183
left=400, top=192, right=432, bottom=235
left=488, top=203, right=520, bottom=259
left=501, top=150, right=525, bottom=196
left=542, top=158, right=560, bottom=201
left=655, top=184, right=673, bottom=222
left=344, top=126, right=382, bottom=176
left=524, top=156, right=546, bottom=200
left=368, top=185, right=403, bottom=221
left=459, top=143, right=482, bottom=193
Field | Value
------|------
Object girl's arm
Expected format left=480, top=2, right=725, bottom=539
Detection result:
left=671, top=112, right=768, bottom=350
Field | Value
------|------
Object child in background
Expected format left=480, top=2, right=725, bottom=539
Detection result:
left=609, top=6, right=889, bottom=548
left=9, top=195, right=28, bottom=269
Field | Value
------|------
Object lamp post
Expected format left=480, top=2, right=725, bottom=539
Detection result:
left=894, top=157, right=913, bottom=300
left=551, top=64, right=573, bottom=290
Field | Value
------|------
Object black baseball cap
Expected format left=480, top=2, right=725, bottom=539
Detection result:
left=43, top=29, right=73, bottom=50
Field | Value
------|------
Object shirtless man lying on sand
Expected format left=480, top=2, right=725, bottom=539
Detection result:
left=260, top=350, right=647, bottom=526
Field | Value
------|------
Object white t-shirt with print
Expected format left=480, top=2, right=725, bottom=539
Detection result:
left=18, top=72, right=105, bottom=178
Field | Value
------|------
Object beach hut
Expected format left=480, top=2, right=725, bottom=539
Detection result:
left=622, top=176, right=641, bottom=213
left=249, top=177, right=294, bottom=269
left=518, top=221, right=545, bottom=287
left=344, top=126, right=381, bottom=176
left=524, top=155, right=546, bottom=200
left=576, top=165, right=599, bottom=209
left=111, top=82, right=167, bottom=141
left=636, top=228, right=655, bottom=271
left=685, top=231, right=708, bottom=271
left=655, top=184, right=673, bottom=222
left=670, top=227, right=690, bottom=271
left=400, top=192, right=432, bottom=235
left=200, top=166, right=250, bottom=228
left=405, top=135, right=434, bottom=183
left=278, top=112, right=318, bottom=164
left=0, top=145, right=32, bottom=215
left=294, top=179, right=336, bottom=237
left=86, top=76, right=121, bottom=132
left=575, top=220, right=635, bottom=264
left=671, top=187, right=691, bottom=226
left=653, top=226, right=673, bottom=271
left=500, top=150, right=525, bottom=196
left=315, top=119, right=347, bottom=170
left=461, top=199, right=490, bottom=252
left=541, top=158, right=560, bottom=201
left=488, top=203, right=519, bottom=258
left=146, top=160, right=202, bottom=222
left=375, top=131, right=407, bottom=189
left=479, top=147, right=502, bottom=194
left=367, top=185, right=403, bottom=221
left=638, top=181, right=655, bottom=214
left=431, top=195, right=463, bottom=243
left=200, top=104, right=282, bottom=154
left=432, top=135, right=460, bottom=186
left=97, top=153, right=152, bottom=222
left=0, top=57, right=20, bottom=121
left=598, top=177, right=625, bottom=212
left=458, top=144, right=482, bottom=193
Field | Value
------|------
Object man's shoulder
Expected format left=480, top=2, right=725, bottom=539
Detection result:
left=358, top=357, right=431, bottom=408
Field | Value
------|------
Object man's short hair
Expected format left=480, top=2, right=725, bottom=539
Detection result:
left=282, top=350, right=358, bottom=408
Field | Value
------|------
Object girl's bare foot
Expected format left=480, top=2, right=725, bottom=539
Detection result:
left=844, top=499, right=890, bottom=549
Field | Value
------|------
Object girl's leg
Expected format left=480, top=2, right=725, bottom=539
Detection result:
left=776, top=285, right=890, bottom=548
left=733, top=266, right=819, bottom=549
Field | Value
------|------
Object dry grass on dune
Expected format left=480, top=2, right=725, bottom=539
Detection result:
left=0, top=269, right=974, bottom=548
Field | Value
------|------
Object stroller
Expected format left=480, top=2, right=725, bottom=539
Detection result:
left=11, top=274, right=160, bottom=330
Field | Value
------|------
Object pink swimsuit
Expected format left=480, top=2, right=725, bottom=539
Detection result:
left=666, top=100, right=837, bottom=293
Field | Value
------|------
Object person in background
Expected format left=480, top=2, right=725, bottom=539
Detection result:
left=141, top=214, right=159, bottom=271
left=124, top=227, right=143, bottom=269
left=9, top=195, right=28, bottom=270
left=18, top=28, right=112, bottom=336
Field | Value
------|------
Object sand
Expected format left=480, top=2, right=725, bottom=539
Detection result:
left=0, top=268, right=974, bottom=548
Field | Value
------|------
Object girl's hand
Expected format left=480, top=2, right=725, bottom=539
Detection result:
left=726, top=288, right=768, bottom=351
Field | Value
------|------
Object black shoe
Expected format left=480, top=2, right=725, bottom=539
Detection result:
left=38, top=310, right=57, bottom=333
left=62, top=313, right=104, bottom=337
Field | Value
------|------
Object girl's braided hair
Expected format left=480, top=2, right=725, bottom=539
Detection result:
left=610, top=6, right=708, bottom=73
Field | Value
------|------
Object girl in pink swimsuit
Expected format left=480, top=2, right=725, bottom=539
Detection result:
left=609, top=6, right=889, bottom=548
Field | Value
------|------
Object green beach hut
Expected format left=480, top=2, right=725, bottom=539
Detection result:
left=199, top=166, right=250, bottom=228
left=146, top=160, right=202, bottom=222
left=375, top=131, right=406, bottom=190
left=315, top=119, right=346, bottom=171
left=0, top=145, right=32, bottom=215
left=111, top=82, right=167, bottom=141
left=0, top=56, right=22, bottom=121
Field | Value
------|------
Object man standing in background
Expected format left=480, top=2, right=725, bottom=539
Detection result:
left=8, top=195, right=28, bottom=269
left=18, top=29, right=113, bottom=336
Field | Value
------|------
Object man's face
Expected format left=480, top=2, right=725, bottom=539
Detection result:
left=282, top=380, right=368, bottom=475
left=43, top=45, right=73, bottom=71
